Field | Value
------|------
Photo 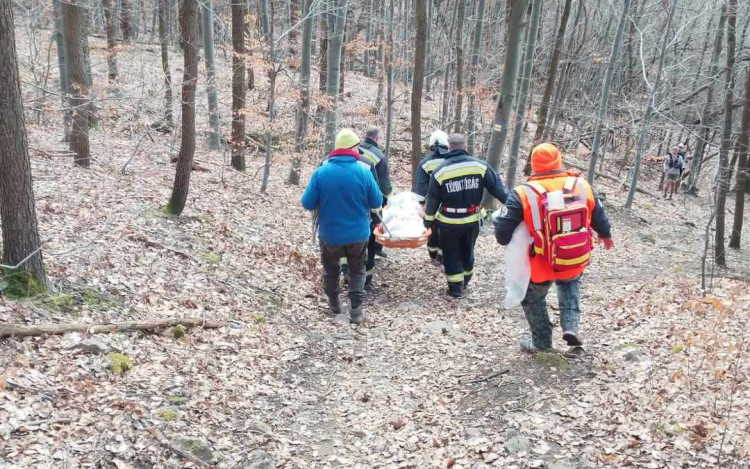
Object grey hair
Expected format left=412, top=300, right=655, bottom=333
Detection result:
left=448, top=133, right=467, bottom=150
left=366, top=126, right=379, bottom=139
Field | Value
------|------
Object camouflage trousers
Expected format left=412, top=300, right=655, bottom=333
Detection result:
left=521, top=276, right=581, bottom=350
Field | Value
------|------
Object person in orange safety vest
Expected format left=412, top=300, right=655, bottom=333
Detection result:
left=493, top=143, right=614, bottom=353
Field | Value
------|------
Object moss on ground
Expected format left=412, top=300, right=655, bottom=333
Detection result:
left=533, top=352, right=572, bottom=370
left=43, top=293, right=74, bottom=311
left=158, top=409, right=179, bottom=421
left=199, top=252, right=220, bottom=265
left=0, top=269, right=46, bottom=299
left=247, top=312, right=266, bottom=323
left=172, top=324, right=186, bottom=339
left=616, top=342, right=640, bottom=350
left=107, top=353, right=133, bottom=374
left=162, top=202, right=179, bottom=216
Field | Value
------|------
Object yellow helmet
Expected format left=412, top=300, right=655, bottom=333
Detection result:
left=335, top=128, right=361, bottom=149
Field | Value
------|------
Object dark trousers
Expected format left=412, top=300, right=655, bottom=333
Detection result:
left=521, top=276, right=582, bottom=350
left=439, top=223, right=480, bottom=294
left=366, top=229, right=377, bottom=277
left=341, top=223, right=376, bottom=280
left=426, top=226, right=442, bottom=261
left=321, top=240, right=367, bottom=309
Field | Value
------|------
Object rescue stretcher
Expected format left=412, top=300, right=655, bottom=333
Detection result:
left=373, top=225, right=431, bottom=249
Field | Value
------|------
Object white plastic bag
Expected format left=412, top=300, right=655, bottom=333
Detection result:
left=504, top=223, right=533, bottom=309
left=382, top=192, right=424, bottom=238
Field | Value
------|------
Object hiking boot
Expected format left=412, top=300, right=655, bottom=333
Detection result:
left=447, top=287, right=465, bottom=299
left=375, top=250, right=387, bottom=259
left=327, top=295, right=342, bottom=315
left=365, top=276, right=373, bottom=290
left=520, top=338, right=546, bottom=354
left=562, top=331, right=583, bottom=347
left=350, top=305, right=366, bottom=325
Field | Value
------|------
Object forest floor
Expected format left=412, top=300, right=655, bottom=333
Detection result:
left=2, top=29, right=750, bottom=469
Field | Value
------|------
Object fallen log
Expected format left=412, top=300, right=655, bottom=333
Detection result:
left=0, top=318, right=225, bottom=339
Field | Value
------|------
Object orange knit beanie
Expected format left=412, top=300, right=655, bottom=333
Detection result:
left=531, top=143, right=562, bottom=174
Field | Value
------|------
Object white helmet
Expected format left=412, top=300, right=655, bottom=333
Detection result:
left=428, top=130, right=449, bottom=148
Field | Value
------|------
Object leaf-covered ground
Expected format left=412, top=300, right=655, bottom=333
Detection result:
left=2, top=29, right=750, bottom=469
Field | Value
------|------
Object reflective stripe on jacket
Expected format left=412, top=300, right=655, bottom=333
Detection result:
left=360, top=139, right=393, bottom=199
left=412, top=146, right=448, bottom=201
left=424, top=149, right=508, bottom=226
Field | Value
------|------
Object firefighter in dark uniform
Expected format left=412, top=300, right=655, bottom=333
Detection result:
left=424, top=133, right=509, bottom=298
left=341, top=126, right=393, bottom=288
left=413, top=130, right=450, bottom=264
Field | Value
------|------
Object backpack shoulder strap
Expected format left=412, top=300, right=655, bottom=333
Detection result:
left=526, top=180, right=548, bottom=195
left=520, top=184, right=542, bottom=232
left=563, top=176, right=586, bottom=200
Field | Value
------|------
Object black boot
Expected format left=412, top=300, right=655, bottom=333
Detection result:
left=327, top=295, right=342, bottom=315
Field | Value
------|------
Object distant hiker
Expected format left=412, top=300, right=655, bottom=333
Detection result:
left=301, top=129, right=383, bottom=324
left=413, top=130, right=450, bottom=263
left=493, top=143, right=613, bottom=353
left=663, top=146, right=684, bottom=200
left=424, top=133, right=508, bottom=298
left=338, top=126, right=392, bottom=288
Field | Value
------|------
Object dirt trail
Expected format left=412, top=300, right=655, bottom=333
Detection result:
left=250, top=183, right=749, bottom=468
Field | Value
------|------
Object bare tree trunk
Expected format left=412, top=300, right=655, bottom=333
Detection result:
left=165, top=0, right=199, bottom=216
left=259, top=0, right=270, bottom=38
left=715, top=0, right=737, bottom=267
left=384, top=0, right=394, bottom=158
left=318, top=13, right=328, bottom=93
left=687, top=5, right=727, bottom=194
left=339, top=20, right=346, bottom=95
left=729, top=67, right=750, bottom=249
left=506, top=0, right=541, bottom=189
left=289, top=0, right=299, bottom=54
left=624, top=0, right=677, bottom=210
left=62, top=0, right=91, bottom=167
left=323, top=0, right=347, bottom=153
left=587, top=0, right=631, bottom=183
left=533, top=0, right=571, bottom=144
left=158, top=0, right=173, bottom=127
left=441, top=0, right=459, bottom=127
left=0, top=0, right=48, bottom=288
left=364, top=0, right=373, bottom=77
left=201, top=0, right=221, bottom=150
left=122, top=0, right=135, bottom=42
left=261, top=0, right=275, bottom=193
left=452, top=0, right=466, bottom=133
left=465, top=0, right=485, bottom=155
left=231, top=0, right=246, bottom=171
left=482, top=0, right=527, bottom=208
left=410, top=0, right=427, bottom=184
left=375, top=0, right=385, bottom=112
left=53, top=0, right=71, bottom=140
left=289, top=0, right=313, bottom=185
left=101, top=0, right=118, bottom=82
left=424, top=0, right=433, bottom=95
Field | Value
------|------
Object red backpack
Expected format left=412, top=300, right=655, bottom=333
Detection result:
left=520, top=176, right=593, bottom=272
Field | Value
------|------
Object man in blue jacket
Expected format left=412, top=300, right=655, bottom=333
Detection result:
left=301, top=129, right=383, bottom=324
